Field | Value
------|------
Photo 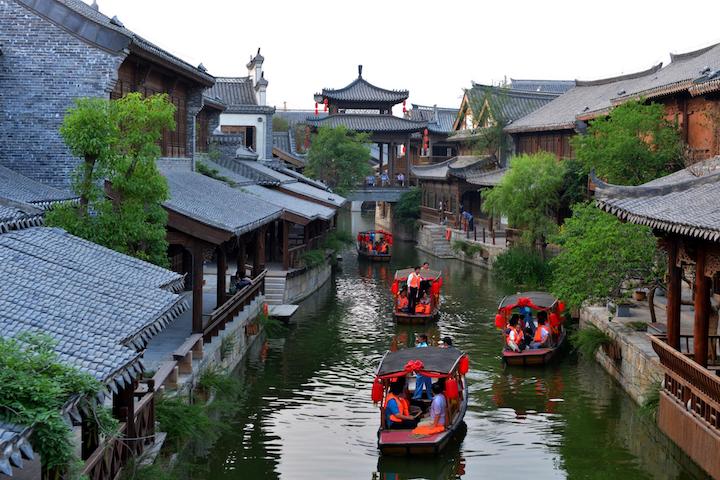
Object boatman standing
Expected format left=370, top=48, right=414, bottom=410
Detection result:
left=407, top=266, right=422, bottom=312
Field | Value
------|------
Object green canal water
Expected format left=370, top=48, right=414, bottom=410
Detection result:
left=199, top=212, right=708, bottom=480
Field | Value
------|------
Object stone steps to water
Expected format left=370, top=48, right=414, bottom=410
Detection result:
left=264, top=276, right=287, bottom=305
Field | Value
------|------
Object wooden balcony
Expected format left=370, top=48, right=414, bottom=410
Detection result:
left=202, top=270, right=265, bottom=343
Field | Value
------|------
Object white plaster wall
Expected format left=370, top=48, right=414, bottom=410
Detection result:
left=219, top=112, right=268, bottom=160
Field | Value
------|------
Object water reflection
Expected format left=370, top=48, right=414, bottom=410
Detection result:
left=199, top=211, right=708, bottom=480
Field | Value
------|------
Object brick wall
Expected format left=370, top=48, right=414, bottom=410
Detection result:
left=0, top=0, right=125, bottom=188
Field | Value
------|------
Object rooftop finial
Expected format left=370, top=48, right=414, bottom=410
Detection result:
left=90, top=0, right=99, bottom=10
left=358, top=65, right=363, bottom=78
left=257, top=47, right=261, bottom=56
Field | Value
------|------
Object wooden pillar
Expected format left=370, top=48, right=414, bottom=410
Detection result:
left=216, top=245, right=227, bottom=308
left=192, top=242, right=204, bottom=333
left=407, top=134, right=412, bottom=185
left=236, top=240, right=246, bottom=277
left=666, top=239, right=682, bottom=350
left=282, top=220, right=290, bottom=270
left=694, top=248, right=711, bottom=367
left=81, top=413, right=99, bottom=460
left=254, top=226, right=266, bottom=277
left=112, top=382, right=136, bottom=450
left=378, top=143, right=384, bottom=177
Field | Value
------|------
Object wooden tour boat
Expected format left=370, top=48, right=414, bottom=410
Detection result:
left=495, top=291, right=567, bottom=367
left=357, top=230, right=392, bottom=262
left=373, top=347, right=470, bottom=456
left=391, top=268, right=442, bottom=324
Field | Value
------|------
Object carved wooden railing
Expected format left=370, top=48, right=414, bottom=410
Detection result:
left=82, top=379, right=156, bottom=480
left=677, top=334, right=720, bottom=366
left=287, top=245, right=305, bottom=270
left=650, top=335, right=720, bottom=431
left=203, top=270, right=266, bottom=342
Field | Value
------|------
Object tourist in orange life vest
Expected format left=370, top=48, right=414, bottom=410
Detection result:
left=384, top=381, right=418, bottom=429
left=407, top=266, right=422, bottom=312
left=506, top=316, right=526, bottom=352
left=529, top=311, right=552, bottom=349
left=396, top=288, right=409, bottom=313
left=415, top=292, right=431, bottom=314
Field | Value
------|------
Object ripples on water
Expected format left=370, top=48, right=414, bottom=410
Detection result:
left=201, top=213, right=709, bottom=480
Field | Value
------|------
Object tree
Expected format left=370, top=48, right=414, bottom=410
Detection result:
left=305, top=125, right=371, bottom=195
left=550, top=202, right=662, bottom=310
left=394, top=186, right=421, bottom=225
left=482, top=152, right=565, bottom=257
left=572, top=100, right=684, bottom=185
left=46, top=93, right=175, bottom=267
left=272, top=116, right=289, bottom=132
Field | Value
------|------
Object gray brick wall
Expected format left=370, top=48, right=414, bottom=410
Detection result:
left=0, top=0, right=125, bottom=188
left=264, top=113, right=274, bottom=160
left=210, top=134, right=247, bottom=160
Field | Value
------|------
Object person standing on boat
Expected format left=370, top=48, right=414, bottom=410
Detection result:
left=413, top=334, right=433, bottom=400
left=407, top=266, right=422, bottom=312
left=385, top=381, right=418, bottom=429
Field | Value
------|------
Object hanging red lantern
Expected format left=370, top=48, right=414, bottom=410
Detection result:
left=402, top=100, right=407, bottom=114
left=445, top=378, right=459, bottom=399
left=494, top=314, right=506, bottom=329
left=549, top=312, right=561, bottom=328
left=323, top=98, right=329, bottom=112
left=458, top=355, right=469, bottom=375
left=557, top=301, right=566, bottom=313
left=402, top=144, right=406, bottom=155
left=263, top=303, right=269, bottom=316
left=314, top=101, right=319, bottom=116
left=423, top=128, right=429, bottom=137
left=390, top=281, right=399, bottom=296
left=371, top=378, right=383, bottom=403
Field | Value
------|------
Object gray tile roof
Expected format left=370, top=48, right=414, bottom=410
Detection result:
left=510, top=79, right=576, bottom=94
left=242, top=185, right=335, bottom=221
left=275, top=110, right=327, bottom=125
left=594, top=159, right=720, bottom=241
left=200, top=160, right=255, bottom=187
left=306, top=114, right=427, bottom=133
left=470, top=85, right=560, bottom=123
left=316, top=74, right=409, bottom=105
left=505, top=64, right=663, bottom=133
left=234, top=160, right=296, bottom=184
left=0, top=422, right=33, bottom=477
left=206, top=77, right=257, bottom=107
left=273, top=131, right=291, bottom=152
left=272, top=165, right=330, bottom=191
left=408, top=105, right=460, bottom=134
left=0, top=227, right=188, bottom=385
left=465, top=167, right=508, bottom=187
left=0, top=165, right=77, bottom=208
left=411, top=156, right=495, bottom=180
left=161, top=168, right=281, bottom=235
left=280, top=181, right=347, bottom=208
left=50, top=0, right=214, bottom=85
left=0, top=197, right=44, bottom=233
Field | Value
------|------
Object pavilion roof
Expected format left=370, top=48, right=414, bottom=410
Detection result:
left=315, top=67, right=409, bottom=106
left=594, top=157, right=720, bottom=241
left=306, top=114, right=426, bottom=134
left=411, top=156, right=496, bottom=181
left=408, top=105, right=459, bottom=134
left=465, top=167, right=508, bottom=187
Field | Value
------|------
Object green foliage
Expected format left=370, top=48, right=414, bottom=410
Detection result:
left=219, top=333, right=237, bottom=361
left=305, top=126, right=372, bottom=195
left=467, top=86, right=510, bottom=158
left=47, top=92, right=175, bottom=267
left=196, top=160, right=237, bottom=187
left=300, top=249, right=325, bottom=268
left=272, top=116, right=289, bottom=132
left=197, top=365, right=240, bottom=398
left=569, top=325, right=612, bottom=357
left=257, top=311, right=284, bottom=337
left=640, top=381, right=661, bottom=420
left=493, top=247, right=552, bottom=289
left=625, top=321, right=649, bottom=332
left=451, top=240, right=485, bottom=257
left=550, top=202, right=659, bottom=308
left=394, top=187, right=421, bottom=225
left=155, top=396, right=213, bottom=450
left=321, top=229, right=354, bottom=253
left=559, top=158, right=589, bottom=210
left=482, top=152, right=565, bottom=252
left=573, top=100, right=684, bottom=185
left=0, top=333, right=113, bottom=473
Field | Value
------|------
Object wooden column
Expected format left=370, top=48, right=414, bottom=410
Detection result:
left=282, top=220, right=290, bottom=270
left=694, top=248, right=711, bottom=367
left=112, top=382, right=136, bottom=450
left=407, top=134, right=412, bottom=185
left=237, top=240, right=246, bottom=277
left=379, top=143, right=384, bottom=177
left=254, top=226, right=266, bottom=277
left=666, top=239, right=682, bottom=350
left=389, top=142, right=395, bottom=185
left=192, top=241, right=204, bottom=333
left=216, top=245, right=227, bottom=308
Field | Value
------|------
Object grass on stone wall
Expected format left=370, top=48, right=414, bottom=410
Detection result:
left=569, top=324, right=612, bottom=357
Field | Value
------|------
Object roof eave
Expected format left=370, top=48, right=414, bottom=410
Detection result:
left=128, top=43, right=215, bottom=87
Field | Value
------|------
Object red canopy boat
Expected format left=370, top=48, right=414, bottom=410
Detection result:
left=357, top=230, right=392, bottom=262
left=373, top=347, right=469, bottom=455
left=494, top=292, right=567, bottom=366
left=391, top=268, right=442, bottom=324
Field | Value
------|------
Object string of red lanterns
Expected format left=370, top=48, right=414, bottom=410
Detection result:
left=423, top=128, right=429, bottom=155
left=314, top=101, right=318, bottom=116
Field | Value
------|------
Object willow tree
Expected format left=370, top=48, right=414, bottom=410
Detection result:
left=305, top=125, right=371, bottom=195
left=47, top=93, right=175, bottom=266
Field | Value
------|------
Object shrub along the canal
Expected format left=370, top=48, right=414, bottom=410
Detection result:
left=569, top=324, right=612, bottom=357
left=493, top=246, right=552, bottom=289
left=395, top=186, right=421, bottom=226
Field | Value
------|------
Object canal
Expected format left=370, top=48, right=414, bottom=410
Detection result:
left=200, top=212, right=708, bottom=480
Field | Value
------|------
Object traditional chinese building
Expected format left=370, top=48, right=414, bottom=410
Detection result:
left=307, top=66, right=427, bottom=185
left=594, top=157, right=720, bottom=479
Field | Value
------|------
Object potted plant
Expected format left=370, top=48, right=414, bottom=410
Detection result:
left=633, top=289, right=647, bottom=301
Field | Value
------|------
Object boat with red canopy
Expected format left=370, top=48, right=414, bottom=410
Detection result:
left=391, top=268, right=442, bottom=324
left=372, top=347, right=469, bottom=455
left=494, top=291, right=567, bottom=366
left=357, top=230, right=392, bottom=262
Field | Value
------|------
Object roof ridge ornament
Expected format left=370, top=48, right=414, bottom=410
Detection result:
left=358, top=64, right=363, bottom=78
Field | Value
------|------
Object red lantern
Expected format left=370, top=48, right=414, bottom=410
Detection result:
left=391, top=281, right=399, bottom=296
left=371, top=378, right=383, bottom=403
left=263, top=303, right=269, bottom=316
left=458, top=355, right=469, bottom=375
left=323, top=98, right=328, bottom=112
left=423, top=128, right=429, bottom=137
left=549, top=312, right=561, bottom=328
left=402, top=144, right=406, bottom=155
left=314, top=102, right=319, bottom=116
left=402, top=100, right=407, bottom=114
left=557, top=301, right=566, bottom=313
left=445, top=378, right=459, bottom=399
left=494, top=314, right=505, bottom=329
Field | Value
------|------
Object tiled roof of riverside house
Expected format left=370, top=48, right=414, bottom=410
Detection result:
left=160, top=167, right=282, bottom=235
left=306, top=114, right=427, bottom=133
left=408, top=105, right=460, bottom=134
left=31, top=0, right=214, bottom=86
left=0, top=227, right=188, bottom=477
left=241, top=185, right=336, bottom=221
left=510, top=79, right=576, bottom=94
left=411, top=155, right=496, bottom=180
left=0, top=165, right=77, bottom=209
left=200, top=160, right=255, bottom=186
left=505, top=64, right=663, bottom=133
left=465, top=167, right=508, bottom=187
left=278, top=181, right=347, bottom=208
left=275, top=110, right=327, bottom=125
left=315, top=69, right=409, bottom=105
left=205, top=77, right=274, bottom=114
left=271, top=165, right=332, bottom=192
left=594, top=157, right=720, bottom=241
left=0, top=197, right=44, bottom=233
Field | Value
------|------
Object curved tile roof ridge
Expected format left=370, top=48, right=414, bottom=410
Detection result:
left=592, top=169, right=720, bottom=199
left=575, top=63, right=663, bottom=87
left=669, top=43, right=720, bottom=62
left=320, top=77, right=409, bottom=97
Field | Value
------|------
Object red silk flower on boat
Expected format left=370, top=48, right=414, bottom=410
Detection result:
left=517, top=297, right=531, bottom=307
left=494, top=314, right=505, bottom=329
left=404, top=360, right=424, bottom=373
left=557, top=301, right=566, bottom=313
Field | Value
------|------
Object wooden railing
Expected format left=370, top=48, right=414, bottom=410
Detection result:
left=203, top=270, right=266, bottom=342
left=677, top=334, right=720, bottom=366
left=287, top=244, right=305, bottom=270
left=82, top=379, right=156, bottom=480
left=650, top=335, right=720, bottom=432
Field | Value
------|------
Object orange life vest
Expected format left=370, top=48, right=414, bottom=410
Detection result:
left=506, top=327, right=522, bottom=346
left=397, top=296, right=408, bottom=310
left=408, top=272, right=421, bottom=289
left=384, top=393, right=409, bottom=423
left=533, top=325, right=550, bottom=343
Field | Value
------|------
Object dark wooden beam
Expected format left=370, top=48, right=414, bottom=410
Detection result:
left=282, top=220, right=290, bottom=270
left=217, top=245, right=227, bottom=308
left=666, top=238, right=682, bottom=350
left=192, top=241, right=205, bottom=333
left=694, top=248, right=711, bottom=367
left=165, top=208, right=232, bottom=246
